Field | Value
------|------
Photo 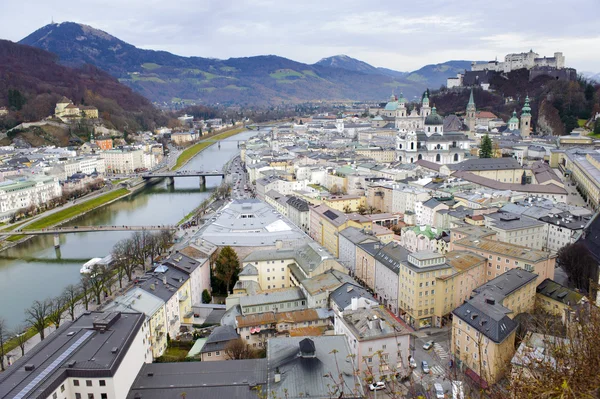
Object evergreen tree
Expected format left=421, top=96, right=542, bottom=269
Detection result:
left=202, top=289, right=212, bottom=304
left=479, top=134, right=493, bottom=158
left=214, top=246, right=240, bottom=294
left=594, top=119, right=600, bottom=136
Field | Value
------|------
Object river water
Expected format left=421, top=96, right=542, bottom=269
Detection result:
left=0, top=131, right=256, bottom=329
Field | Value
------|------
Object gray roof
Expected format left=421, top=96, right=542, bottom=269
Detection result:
left=485, top=211, right=544, bottom=231
left=137, top=265, right=190, bottom=302
left=422, top=197, right=443, bottom=209
left=331, top=283, right=377, bottom=310
left=286, top=195, right=310, bottom=212
left=267, top=336, right=362, bottom=399
left=127, top=359, right=267, bottom=399
left=453, top=268, right=538, bottom=343
left=0, top=312, right=144, bottom=399
left=374, top=242, right=410, bottom=274
left=200, top=325, right=240, bottom=353
left=539, top=211, right=591, bottom=231
left=102, top=287, right=164, bottom=317
left=239, top=287, right=305, bottom=308
left=340, top=307, right=411, bottom=341
left=239, top=264, right=259, bottom=276
left=300, top=269, right=355, bottom=295
left=357, top=241, right=384, bottom=257
left=536, top=278, right=584, bottom=306
left=162, top=252, right=204, bottom=274
left=339, top=226, right=378, bottom=245
left=449, top=157, right=522, bottom=171
left=243, top=241, right=335, bottom=277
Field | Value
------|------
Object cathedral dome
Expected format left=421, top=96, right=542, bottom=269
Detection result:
left=424, top=107, right=443, bottom=125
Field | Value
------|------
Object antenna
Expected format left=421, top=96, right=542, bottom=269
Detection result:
left=51, top=16, right=54, bottom=24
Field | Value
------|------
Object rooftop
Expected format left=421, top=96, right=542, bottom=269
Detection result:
left=0, top=312, right=144, bottom=399
left=536, top=278, right=585, bottom=306
left=239, top=287, right=305, bottom=308
left=453, top=237, right=553, bottom=263
left=341, top=307, right=411, bottom=341
left=126, top=359, right=267, bottom=399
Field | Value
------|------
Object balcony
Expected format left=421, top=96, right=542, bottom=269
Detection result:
left=178, top=293, right=188, bottom=302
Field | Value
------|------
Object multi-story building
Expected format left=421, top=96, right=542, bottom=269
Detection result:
left=330, top=282, right=378, bottom=316
left=137, top=265, right=193, bottom=339
left=415, top=198, right=449, bottom=227
left=451, top=268, right=539, bottom=385
left=198, top=325, right=240, bottom=361
left=400, top=225, right=446, bottom=253
left=162, top=250, right=212, bottom=308
left=451, top=235, right=556, bottom=281
left=0, top=311, right=151, bottom=399
left=309, top=204, right=371, bottom=257
left=100, top=148, right=145, bottom=173
left=334, top=307, right=411, bottom=381
left=355, top=241, right=383, bottom=290
left=374, top=242, right=409, bottom=315
left=286, top=195, right=310, bottom=233
left=239, top=287, right=307, bottom=315
left=103, top=288, right=168, bottom=359
left=535, top=278, right=586, bottom=322
left=338, top=226, right=378, bottom=274
left=483, top=212, right=546, bottom=250
left=0, top=176, right=61, bottom=217
left=391, top=183, right=431, bottom=214
left=539, top=211, right=592, bottom=252
left=63, top=156, right=105, bottom=178
left=322, top=194, right=367, bottom=213
left=471, top=50, right=565, bottom=73
left=559, top=149, right=600, bottom=210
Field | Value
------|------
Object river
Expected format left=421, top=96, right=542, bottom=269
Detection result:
left=0, top=130, right=256, bottom=329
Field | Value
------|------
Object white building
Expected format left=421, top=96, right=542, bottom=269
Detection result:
left=539, top=211, right=592, bottom=253
left=334, top=307, right=411, bottom=381
left=484, top=212, right=546, bottom=251
left=0, top=312, right=151, bottom=399
left=100, top=148, right=145, bottom=173
left=63, top=156, right=105, bottom=178
left=391, top=183, right=431, bottom=214
left=0, top=176, right=61, bottom=216
left=471, top=50, right=565, bottom=73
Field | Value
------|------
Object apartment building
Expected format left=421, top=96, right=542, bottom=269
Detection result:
left=334, top=307, right=411, bottom=380
left=433, top=251, right=487, bottom=328
left=100, top=148, right=145, bottom=173
left=309, top=204, right=371, bottom=257
left=0, top=176, right=61, bottom=217
left=239, top=287, right=307, bottom=315
left=484, top=212, right=546, bottom=250
left=338, top=226, right=378, bottom=274
left=451, top=269, right=539, bottom=385
left=538, top=211, right=591, bottom=252
left=0, top=312, right=151, bottom=399
left=374, top=242, right=409, bottom=315
left=330, top=283, right=378, bottom=316
left=535, top=278, right=586, bottom=322
left=286, top=195, right=310, bottom=233
left=355, top=241, right=383, bottom=290
left=392, top=183, right=431, bottom=214
left=451, top=236, right=556, bottom=281
left=199, top=325, right=240, bottom=361
left=322, top=194, right=367, bottom=213
left=415, top=198, right=449, bottom=227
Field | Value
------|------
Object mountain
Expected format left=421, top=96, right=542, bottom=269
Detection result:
left=404, top=61, right=475, bottom=89
left=582, top=71, right=600, bottom=83
left=315, top=55, right=382, bottom=75
left=19, top=23, right=432, bottom=105
left=0, top=39, right=166, bottom=132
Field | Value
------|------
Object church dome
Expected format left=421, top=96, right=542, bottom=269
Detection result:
left=384, top=101, right=398, bottom=111
left=424, top=107, right=443, bottom=125
left=508, top=110, right=519, bottom=125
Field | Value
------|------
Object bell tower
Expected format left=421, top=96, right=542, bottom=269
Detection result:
left=465, top=89, right=476, bottom=132
left=520, top=95, right=532, bottom=137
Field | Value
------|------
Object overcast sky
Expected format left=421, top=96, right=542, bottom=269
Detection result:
left=1, top=0, right=599, bottom=72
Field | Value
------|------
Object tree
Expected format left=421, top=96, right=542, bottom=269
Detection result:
left=343, top=204, right=352, bottom=213
left=12, top=325, right=28, bottom=357
left=594, top=119, right=600, bottom=136
left=63, top=284, right=79, bottom=321
left=113, top=238, right=138, bottom=282
left=47, top=295, right=66, bottom=330
left=367, top=205, right=377, bottom=215
left=86, top=266, right=106, bottom=305
left=202, top=289, right=212, bottom=304
left=25, top=300, right=49, bottom=341
left=357, top=204, right=367, bottom=215
left=80, top=275, right=91, bottom=310
left=479, top=134, right=493, bottom=158
left=0, top=317, right=8, bottom=371
left=214, top=246, right=240, bottom=294
left=225, top=338, right=255, bottom=360
left=557, top=242, right=599, bottom=292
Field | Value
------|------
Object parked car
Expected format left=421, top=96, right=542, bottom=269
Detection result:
left=409, top=356, right=417, bottom=368
left=421, top=361, right=430, bottom=374
left=423, top=340, right=434, bottom=350
left=369, top=381, right=385, bottom=391
left=434, top=383, right=445, bottom=399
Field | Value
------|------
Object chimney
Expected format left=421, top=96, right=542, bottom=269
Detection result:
left=485, top=298, right=495, bottom=305
left=162, top=275, right=167, bottom=285
left=274, top=367, right=281, bottom=383
left=351, top=297, right=358, bottom=311
left=368, top=319, right=373, bottom=329
left=275, top=240, right=283, bottom=249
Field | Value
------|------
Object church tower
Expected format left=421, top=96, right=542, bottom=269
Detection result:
left=520, top=95, right=532, bottom=137
left=421, top=91, right=431, bottom=118
left=465, top=89, right=476, bottom=132
left=397, top=92, right=407, bottom=118
left=507, top=110, right=519, bottom=131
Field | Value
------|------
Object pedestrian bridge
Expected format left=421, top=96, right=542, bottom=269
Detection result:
left=140, top=171, right=225, bottom=185
left=0, top=225, right=176, bottom=236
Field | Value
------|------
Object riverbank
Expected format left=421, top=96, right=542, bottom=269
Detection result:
left=173, top=126, right=246, bottom=170
left=2, top=188, right=130, bottom=245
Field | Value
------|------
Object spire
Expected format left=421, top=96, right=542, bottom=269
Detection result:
left=468, top=89, right=475, bottom=106
left=522, top=95, right=531, bottom=116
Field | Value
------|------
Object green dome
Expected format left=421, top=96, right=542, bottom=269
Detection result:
left=508, top=110, right=519, bottom=125
left=522, top=95, right=531, bottom=116
left=424, top=107, right=443, bottom=125
left=398, top=92, right=406, bottom=104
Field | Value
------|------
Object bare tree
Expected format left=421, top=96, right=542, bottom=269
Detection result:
left=112, top=238, right=138, bottom=282
left=131, top=231, right=153, bottom=272
left=0, top=317, right=8, bottom=371
left=157, top=229, right=175, bottom=252
left=12, top=324, right=28, bottom=357
left=25, top=300, right=49, bottom=341
left=86, top=267, right=106, bottom=305
left=47, top=295, right=66, bottom=330
left=80, top=275, right=91, bottom=310
left=225, top=338, right=256, bottom=360
left=63, top=284, right=80, bottom=321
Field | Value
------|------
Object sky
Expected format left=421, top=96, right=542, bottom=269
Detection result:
left=1, top=0, right=599, bottom=73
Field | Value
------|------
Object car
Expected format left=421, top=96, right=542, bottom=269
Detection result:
left=434, top=383, right=445, bottom=399
left=423, top=340, right=434, bottom=350
left=369, top=381, right=385, bottom=391
left=421, top=361, right=430, bottom=374
left=409, top=356, right=417, bottom=368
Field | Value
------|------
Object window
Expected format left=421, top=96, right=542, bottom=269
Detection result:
left=281, top=276, right=284, bottom=280
left=86, top=380, right=92, bottom=387
left=74, top=380, right=80, bottom=387
left=53, top=393, right=58, bottom=399
left=75, top=394, right=81, bottom=399
left=101, top=395, right=108, bottom=399
left=61, top=385, right=65, bottom=392
left=99, top=380, right=106, bottom=387
left=88, top=395, right=94, bottom=399
left=208, top=352, right=212, bottom=357
left=382, top=344, right=387, bottom=350
left=216, top=351, right=220, bottom=356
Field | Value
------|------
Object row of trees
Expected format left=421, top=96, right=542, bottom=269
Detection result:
left=0, top=230, right=176, bottom=369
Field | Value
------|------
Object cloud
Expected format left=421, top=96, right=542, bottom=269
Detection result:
left=0, top=0, right=598, bottom=71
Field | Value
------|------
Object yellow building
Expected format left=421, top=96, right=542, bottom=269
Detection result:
left=355, top=147, right=396, bottom=163
left=322, top=194, right=366, bottom=212
left=535, top=278, right=586, bottom=322
left=309, top=204, right=371, bottom=257
left=434, top=251, right=487, bottom=327
left=451, top=268, right=539, bottom=385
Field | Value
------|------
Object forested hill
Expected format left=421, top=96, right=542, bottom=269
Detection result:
left=0, top=39, right=167, bottom=132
